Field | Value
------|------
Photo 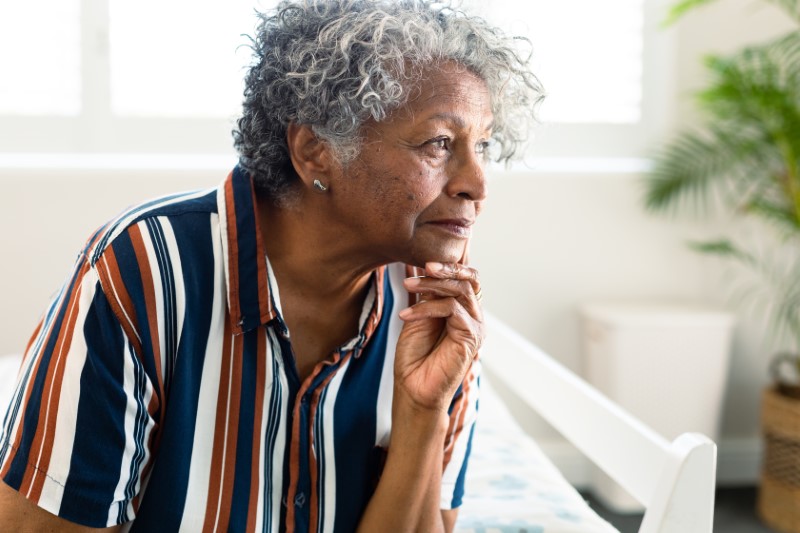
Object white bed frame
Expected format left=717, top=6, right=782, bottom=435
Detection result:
left=483, top=312, right=717, bottom=533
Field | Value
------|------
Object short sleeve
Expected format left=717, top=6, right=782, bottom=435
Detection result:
left=0, top=254, right=159, bottom=528
left=440, top=359, right=481, bottom=510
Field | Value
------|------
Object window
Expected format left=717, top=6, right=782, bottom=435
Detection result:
left=0, top=0, right=671, bottom=160
left=470, top=0, right=646, bottom=124
left=0, top=1, right=81, bottom=116
left=466, top=0, right=673, bottom=160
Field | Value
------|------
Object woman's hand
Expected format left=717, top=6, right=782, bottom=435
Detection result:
left=395, top=262, right=484, bottom=413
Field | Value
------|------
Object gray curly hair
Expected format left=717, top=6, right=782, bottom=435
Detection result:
left=233, top=0, right=544, bottom=202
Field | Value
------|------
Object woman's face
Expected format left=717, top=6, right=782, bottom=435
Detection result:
left=332, top=61, right=493, bottom=267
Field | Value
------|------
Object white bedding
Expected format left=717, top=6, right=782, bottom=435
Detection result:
left=455, top=378, right=619, bottom=533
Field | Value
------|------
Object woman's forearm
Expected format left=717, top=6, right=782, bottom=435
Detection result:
left=356, top=390, right=449, bottom=533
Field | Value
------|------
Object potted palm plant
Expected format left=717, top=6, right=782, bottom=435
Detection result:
left=643, top=0, right=800, bottom=530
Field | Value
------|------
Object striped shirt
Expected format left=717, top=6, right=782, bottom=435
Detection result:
left=0, top=166, right=480, bottom=532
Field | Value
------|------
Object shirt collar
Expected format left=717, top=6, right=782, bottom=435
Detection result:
left=218, top=165, right=389, bottom=340
left=218, top=165, right=276, bottom=334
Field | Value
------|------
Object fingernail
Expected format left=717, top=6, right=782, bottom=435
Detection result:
left=399, top=308, right=412, bottom=319
left=404, top=276, right=421, bottom=286
left=427, top=262, right=443, bottom=272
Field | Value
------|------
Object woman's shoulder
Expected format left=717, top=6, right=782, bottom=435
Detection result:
left=82, top=186, right=219, bottom=268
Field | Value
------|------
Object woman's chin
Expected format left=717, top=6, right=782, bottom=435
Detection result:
left=408, top=241, right=468, bottom=267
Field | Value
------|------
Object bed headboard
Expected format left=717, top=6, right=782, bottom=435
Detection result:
left=482, top=312, right=717, bottom=533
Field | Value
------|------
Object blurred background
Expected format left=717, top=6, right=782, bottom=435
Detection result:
left=0, top=0, right=795, bottom=527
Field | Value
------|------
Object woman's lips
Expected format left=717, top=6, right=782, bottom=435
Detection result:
left=427, top=219, right=473, bottom=238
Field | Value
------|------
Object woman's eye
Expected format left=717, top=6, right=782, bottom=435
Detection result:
left=427, top=137, right=450, bottom=152
left=475, top=141, right=491, bottom=155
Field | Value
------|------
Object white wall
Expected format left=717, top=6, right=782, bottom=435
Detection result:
left=0, top=0, right=794, bottom=487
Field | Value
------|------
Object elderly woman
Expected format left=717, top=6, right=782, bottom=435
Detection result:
left=0, top=0, right=540, bottom=531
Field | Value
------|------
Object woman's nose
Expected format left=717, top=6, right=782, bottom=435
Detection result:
left=447, top=150, right=488, bottom=202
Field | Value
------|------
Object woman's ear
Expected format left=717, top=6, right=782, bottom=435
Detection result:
left=286, top=122, right=339, bottom=190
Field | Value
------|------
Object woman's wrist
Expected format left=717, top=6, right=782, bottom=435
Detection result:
left=392, top=387, right=449, bottom=439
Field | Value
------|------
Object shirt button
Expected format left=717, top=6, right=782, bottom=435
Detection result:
left=295, top=492, right=306, bottom=508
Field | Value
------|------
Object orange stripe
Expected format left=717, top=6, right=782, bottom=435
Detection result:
left=203, top=318, right=233, bottom=532
left=442, top=367, right=475, bottom=469
left=306, top=353, right=351, bottom=532
left=284, top=350, right=349, bottom=532
left=223, top=172, right=243, bottom=331
left=202, top=316, right=242, bottom=532
left=246, top=330, right=267, bottom=533
left=360, top=268, right=385, bottom=343
left=284, top=394, right=305, bottom=531
left=24, top=262, right=89, bottom=500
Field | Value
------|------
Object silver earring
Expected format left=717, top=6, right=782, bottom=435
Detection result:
left=313, top=179, right=328, bottom=192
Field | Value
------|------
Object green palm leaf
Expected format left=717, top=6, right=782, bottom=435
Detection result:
left=662, top=0, right=720, bottom=26
left=643, top=126, right=776, bottom=213
left=688, top=239, right=756, bottom=263
left=664, top=0, right=800, bottom=25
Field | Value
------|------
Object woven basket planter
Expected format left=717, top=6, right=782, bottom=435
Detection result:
left=758, top=386, right=800, bottom=533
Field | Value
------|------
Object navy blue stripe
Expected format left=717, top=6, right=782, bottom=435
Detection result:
left=315, top=384, right=329, bottom=533
left=231, top=165, right=264, bottom=332
left=450, top=396, right=478, bottom=509
left=59, top=289, right=129, bottom=528
left=277, top=332, right=296, bottom=532
left=331, top=274, right=394, bottom=533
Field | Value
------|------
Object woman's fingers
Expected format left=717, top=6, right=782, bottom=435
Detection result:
left=402, top=276, right=481, bottom=319
left=398, top=295, right=485, bottom=354
left=404, top=261, right=482, bottom=319
left=424, top=262, right=480, bottom=295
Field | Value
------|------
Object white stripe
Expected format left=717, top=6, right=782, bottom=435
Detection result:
left=440, top=362, right=481, bottom=508
left=268, top=333, right=290, bottom=533
left=159, top=219, right=186, bottom=366
left=106, top=335, right=137, bottom=525
left=252, top=328, right=274, bottom=532
left=104, top=336, right=157, bottom=524
left=216, top=184, right=234, bottom=318
left=177, top=221, right=226, bottom=533
left=35, top=270, right=99, bottom=513
left=374, top=263, right=406, bottom=448
left=319, top=356, right=350, bottom=533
